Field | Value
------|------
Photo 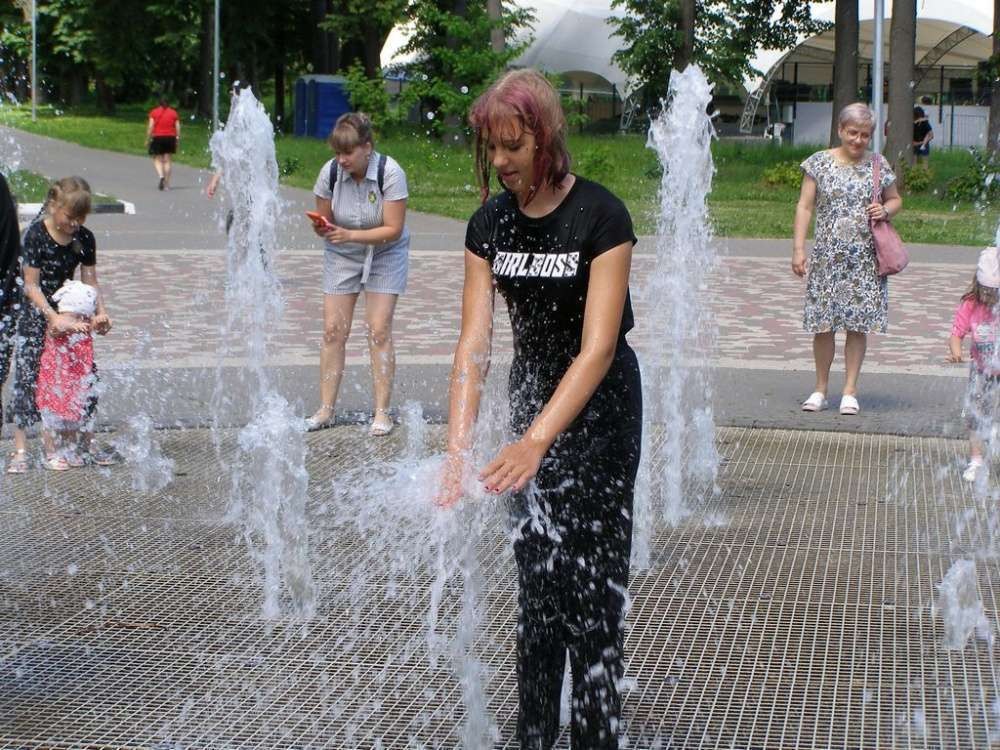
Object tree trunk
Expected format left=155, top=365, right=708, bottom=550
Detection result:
left=197, top=0, right=214, bottom=119
left=95, top=77, right=115, bottom=115
left=672, top=0, right=695, bottom=72
left=363, top=25, right=381, bottom=78
left=885, top=0, right=916, bottom=185
left=275, top=62, right=286, bottom=132
left=312, top=0, right=333, bottom=73
left=487, top=0, right=504, bottom=53
left=988, top=0, right=1000, bottom=154
left=829, top=0, right=859, bottom=146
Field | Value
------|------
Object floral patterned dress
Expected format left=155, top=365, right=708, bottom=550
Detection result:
left=800, top=150, right=896, bottom=333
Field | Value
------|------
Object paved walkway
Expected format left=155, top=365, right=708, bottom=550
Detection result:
left=1, top=126, right=990, bottom=436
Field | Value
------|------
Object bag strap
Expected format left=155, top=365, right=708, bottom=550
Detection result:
left=327, top=153, right=388, bottom=195
left=871, top=154, right=881, bottom=204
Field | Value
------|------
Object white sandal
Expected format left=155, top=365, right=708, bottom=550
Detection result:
left=839, top=394, right=860, bottom=416
left=369, top=410, right=394, bottom=437
left=801, top=392, right=828, bottom=412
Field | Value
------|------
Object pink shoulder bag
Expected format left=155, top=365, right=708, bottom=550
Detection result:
left=870, top=156, right=908, bottom=276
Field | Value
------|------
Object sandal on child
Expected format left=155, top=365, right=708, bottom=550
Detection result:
left=43, top=453, right=70, bottom=472
left=962, top=458, right=984, bottom=482
left=801, top=392, right=828, bottom=412
left=6, top=450, right=28, bottom=474
left=63, top=449, right=87, bottom=468
left=839, top=394, right=860, bottom=416
left=369, top=411, right=394, bottom=437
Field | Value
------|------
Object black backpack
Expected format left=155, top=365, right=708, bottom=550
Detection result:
left=329, top=153, right=388, bottom=195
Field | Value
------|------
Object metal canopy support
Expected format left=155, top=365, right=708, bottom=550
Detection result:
left=913, top=26, right=977, bottom=88
left=872, top=0, right=885, bottom=153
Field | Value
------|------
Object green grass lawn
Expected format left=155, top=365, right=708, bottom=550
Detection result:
left=1, top=103, right=996, bottom=245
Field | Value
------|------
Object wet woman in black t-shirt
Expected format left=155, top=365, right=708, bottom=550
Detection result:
left=437, top=69, right=642, bottom=749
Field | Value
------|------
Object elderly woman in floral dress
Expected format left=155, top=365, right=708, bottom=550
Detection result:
left=792, top=102, right=903, bottom=416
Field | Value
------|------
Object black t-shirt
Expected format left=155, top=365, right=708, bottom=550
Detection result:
left=0, top=172, right=20, bottom=314
left=465, top=176, right=640, bottom=435
left=21, top=221, right=96, bottom=307
left=913, top=119, right=932, bottom=143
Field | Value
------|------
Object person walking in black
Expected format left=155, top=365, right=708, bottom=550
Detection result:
left=437, top=69, right=642, bottom=749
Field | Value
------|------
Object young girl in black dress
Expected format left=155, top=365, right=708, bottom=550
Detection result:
left=8, top=176, right=115, bottom=472
left=437, top=69, right=642, bottom=749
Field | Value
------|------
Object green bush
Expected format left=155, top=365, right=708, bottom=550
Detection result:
left=901, top=164, right=933, bottom=193
left=762, top=160, right=803, bottom=188
left=574, top=144, right=614, bottom=184
left=279, top=156, right=301, bottom=177
left=343, top=63, right=393, bottom=125
left=946, top=149, right=1000, bottom=203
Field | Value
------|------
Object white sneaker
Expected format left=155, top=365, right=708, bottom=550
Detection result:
left=962, top=458, right=984, bottom=482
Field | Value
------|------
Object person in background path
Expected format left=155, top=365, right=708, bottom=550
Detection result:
left=147, top=96, right=180, bottom=191
left=305, top=112, right=410, bottom=437
left=7, top=177, right=116, bottom=473
left=912, top=106, right=933, bottom=165
left=793, top=102, right=903, bottom=417
left=0, top=171, right=22, bottom=436
left=947, top=246, right=1000, bottom=483
left=437, top=69, right=642, bottom=749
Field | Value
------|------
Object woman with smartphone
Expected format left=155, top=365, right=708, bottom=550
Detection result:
left=305, top=112, right=410, bottom=436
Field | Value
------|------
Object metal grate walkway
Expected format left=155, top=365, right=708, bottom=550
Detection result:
left=1, top=426, right=997, bottom=748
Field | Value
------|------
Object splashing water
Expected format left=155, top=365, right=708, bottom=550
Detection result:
left=209, top=88, right=315, bottom=619
left=113, top=413, right=174, bottom=493
left=633, top=65, right=720, bottom=567
left=935, top=559, right=992, bottom=649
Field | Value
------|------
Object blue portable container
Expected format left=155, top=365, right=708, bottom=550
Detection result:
left=293, top=75, right=351, bottom=139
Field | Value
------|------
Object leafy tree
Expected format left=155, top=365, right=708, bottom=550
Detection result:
left=609, top=0, right=829, bottom=106
left=987, top=0, right=999, bottom=154
left=829, top=0, right=858, bottom=146
left=322, top=0, right=409, bottom=77
left=396, top=0, right=533, bottom=133
left=885, top=0, right=916, bottom=182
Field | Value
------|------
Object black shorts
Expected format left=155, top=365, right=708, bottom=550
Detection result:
left=148, top=136, right=177, bottom=155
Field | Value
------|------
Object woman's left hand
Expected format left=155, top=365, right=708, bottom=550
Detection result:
left=322, top=224, right=356, bottom=244
left=866, top=202, right=888, bottom=221
left=479, top=439, right=546, bottom=494
left=92, top=313, right=112, bottom=335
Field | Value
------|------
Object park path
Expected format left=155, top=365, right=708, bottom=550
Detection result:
left=0, top=126, right=988, bottom=436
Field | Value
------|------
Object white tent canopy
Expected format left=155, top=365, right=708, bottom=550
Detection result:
left=746, top=0, right=993, bottom=93
left=380, top=0, right=631, bottom=93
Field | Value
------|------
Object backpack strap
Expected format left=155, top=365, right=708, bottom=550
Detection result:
left=328, top=153, right=388, bottom=195
left=377, top=153, right=387, bottom=194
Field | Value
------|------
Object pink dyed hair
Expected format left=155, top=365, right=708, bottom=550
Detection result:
left=468, top=69, right=570, bottom=206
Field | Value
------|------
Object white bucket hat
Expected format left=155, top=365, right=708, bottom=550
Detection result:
left=51, top=279, right=97, bottom=317
left=976, top=246, right=1000, bottom=289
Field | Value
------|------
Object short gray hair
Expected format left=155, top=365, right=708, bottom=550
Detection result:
left=837, top=102, right=876, bottom=131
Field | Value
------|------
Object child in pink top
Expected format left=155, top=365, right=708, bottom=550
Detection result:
left=948, top=246, right=1000, bottom=481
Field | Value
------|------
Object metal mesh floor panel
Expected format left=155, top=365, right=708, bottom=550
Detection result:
left=1, top=426, right=998, bottom=748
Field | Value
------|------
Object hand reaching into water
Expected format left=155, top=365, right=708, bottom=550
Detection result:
left=49, top=313, right=90, bottom=336
left=435, top=450, right=469, bottom=508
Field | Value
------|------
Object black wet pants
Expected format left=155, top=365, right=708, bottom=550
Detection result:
left=512, top=428, right=641, bottom=749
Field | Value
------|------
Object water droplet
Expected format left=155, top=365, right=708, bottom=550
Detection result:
left=460, top=85, right=469, bottom=94
left=426, top=112, right=436, bottom=120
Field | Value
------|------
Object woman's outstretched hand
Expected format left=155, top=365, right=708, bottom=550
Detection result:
left=92, top=313, right=112, bottom=335
left=435, top=450, right=468, bottom=508
left=323, top=225, right=355, bottom=244
left=479, top=439, right=546, bottom=495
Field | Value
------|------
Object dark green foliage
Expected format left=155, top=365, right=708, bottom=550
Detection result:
left=946, top=149, right=1000, bottom=203
left=901, top=164, right=933, bottom=193
left=762, top=160, right=802, bottom=188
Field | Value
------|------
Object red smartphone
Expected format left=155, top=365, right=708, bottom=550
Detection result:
left=306, top=211, right=334, bottom=230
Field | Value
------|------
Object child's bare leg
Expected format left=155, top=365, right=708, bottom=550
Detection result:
left=970, top=433, right=984, bottom=461
left=12, top=426, right=27, bottom=454
left=41, top=429, right=58, bottom=456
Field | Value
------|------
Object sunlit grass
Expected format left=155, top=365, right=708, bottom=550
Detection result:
left=1, top=103, right=994, bottom=245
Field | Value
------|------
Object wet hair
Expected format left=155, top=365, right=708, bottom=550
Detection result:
left=468, top=68, right=571, bottom=206
left=962, top=275, right=999, bottom=309
left=328, top=112, right=374, bottom=154
left=46, top=176, right=92, bottom=218
left=913, top=106, right=925, bottom=118
left=837, top=102, right=876, bottom=132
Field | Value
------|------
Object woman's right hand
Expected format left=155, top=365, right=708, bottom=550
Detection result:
left=48, top=313, right=90, bottom=336
left=792, top=248, right=808, bottom=277
left=434, top=450, right=468, bottom=508
left=946, top=352, right=964, bottom=364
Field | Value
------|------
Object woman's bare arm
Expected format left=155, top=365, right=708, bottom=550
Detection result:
left=323, top=199, right=407, bottom=245
left=436, top=250, right=495, bottom=507
left=792, top=174, right=816, bottom=277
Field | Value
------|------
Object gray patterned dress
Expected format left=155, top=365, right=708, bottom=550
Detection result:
left=800, top=150, right=896, bottom=333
